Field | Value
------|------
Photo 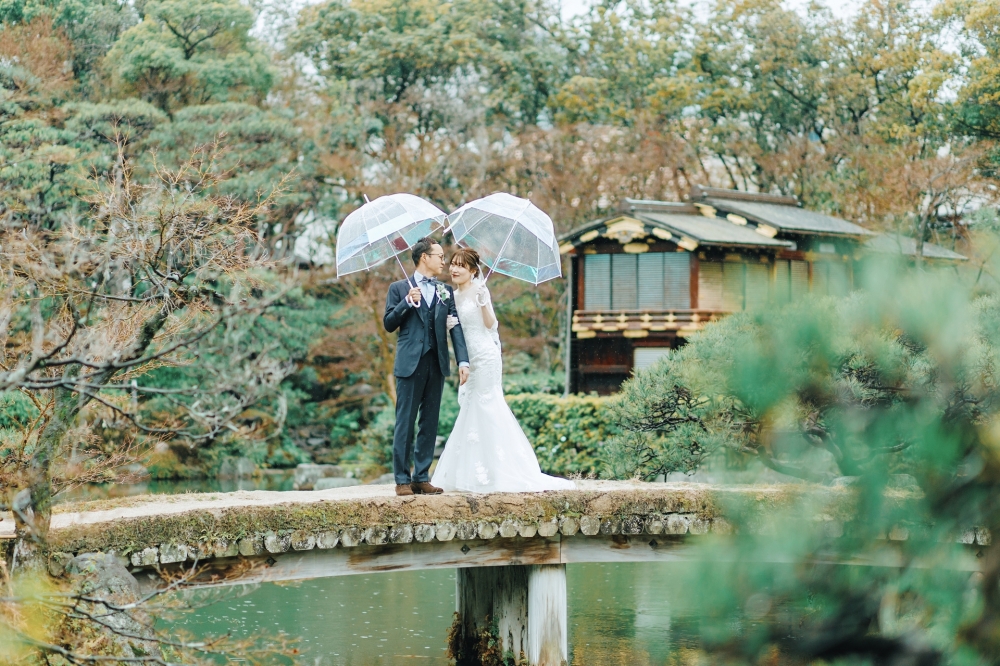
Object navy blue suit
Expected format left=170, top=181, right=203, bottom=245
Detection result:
left=384, top=278, right=469, bottom=484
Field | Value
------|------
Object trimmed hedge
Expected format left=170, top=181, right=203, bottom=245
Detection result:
left=507, top=393, right=617, bottom=478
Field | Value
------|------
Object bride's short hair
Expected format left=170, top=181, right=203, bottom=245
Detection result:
left=450, top=247, right=483, bottom=278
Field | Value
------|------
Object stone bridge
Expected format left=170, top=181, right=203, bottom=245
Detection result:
left=1, top=480, right=981, bottom=665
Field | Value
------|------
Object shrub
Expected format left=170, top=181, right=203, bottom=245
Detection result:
left=347, top=392, right=616, bottom=479
left=507, top=393, right=616, bottom=477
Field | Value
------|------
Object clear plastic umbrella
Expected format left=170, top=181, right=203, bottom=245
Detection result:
left=446, top=193, right=562, bottom=285
left=336, top=193, right=447, bottom=284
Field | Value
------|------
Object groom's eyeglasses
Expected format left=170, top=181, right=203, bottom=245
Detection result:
left=426, top=252, right=444, bottom=258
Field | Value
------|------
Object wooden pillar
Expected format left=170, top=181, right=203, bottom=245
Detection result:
left=454, top=564, right=568, bottom=666
left=455, top=566, right=529, bottom=663
left=527, top=564, right=567, bottom=666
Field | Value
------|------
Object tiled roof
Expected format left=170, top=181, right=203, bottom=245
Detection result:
left=558, top=201, right=793, bottom=250
left=704, top=198, right=873, bottom=237
left=864, top=233, right=966, bottom=261
left=634, top=211, right=792, bottom=247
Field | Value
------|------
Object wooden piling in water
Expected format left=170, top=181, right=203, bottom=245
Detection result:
left=454, top=564, right=567, bottom=666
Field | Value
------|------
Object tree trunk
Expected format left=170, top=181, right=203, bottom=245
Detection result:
left=10, top=386, right=79, bottom=573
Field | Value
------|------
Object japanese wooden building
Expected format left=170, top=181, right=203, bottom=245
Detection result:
left=561, top=187, right=966, bottom=394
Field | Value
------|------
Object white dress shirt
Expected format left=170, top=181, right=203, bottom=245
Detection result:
left=409, top=271, right=435, bottom=307
left=405, top=271, right=468, bottom=368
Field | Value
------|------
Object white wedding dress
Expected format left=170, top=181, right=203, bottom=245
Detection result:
left=431, top=280, right=575, bottom=493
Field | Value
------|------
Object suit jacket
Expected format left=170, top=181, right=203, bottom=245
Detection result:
left=383, top=278, right=470, bottom=378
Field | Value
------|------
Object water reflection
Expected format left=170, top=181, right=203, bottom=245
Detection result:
left=169, top=562, right=717, bottom=665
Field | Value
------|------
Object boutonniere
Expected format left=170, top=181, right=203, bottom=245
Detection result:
left=435, top=282, right=450, bottom=302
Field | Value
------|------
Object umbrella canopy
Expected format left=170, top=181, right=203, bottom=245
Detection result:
left=447, top=193, right=561, bottom=285
left=336, top=193, right=447, bottom=278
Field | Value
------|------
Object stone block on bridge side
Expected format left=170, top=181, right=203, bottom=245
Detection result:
left=290, top=530, right=316, bottom=551
left=537, top=518, right=559, bottom=538
left=265, top=532, right=292, bottom=553
left=499, top=519, right=520, bottom=538
left=644, top=515, right=665, bottom=535
left=238, top=535, right=264, bottom=557
left=456, top=521, right=478, bottom=541
left=558, top=517, right=580, bottom=536
left=340, top=527, right=362, bottom=547
left=664, top=514, right=690, bottom=535
left=689, top=517, right=711, bottom=535
left=622, top=515, right=644, bottom=535
left=413, top=524, right=435, bottom=542
left=316, top=530, right=340, bottom=549
left=212, top=539, right=239, bottom=558
left=363, top=526, right=388, bottom=546
left=130, top=547, right=158, bottom=567
left=599, top=517, right=622, bottom=535
left=159, top=543, right=188, bottom=564
left=579, top=516, right=601, bottom=536
left=434, top=522, right=457, bottom=541
left=517, top=521, right=538, bottom=538
left=390, top=524, right=414, bottom=544
left=190, top=542, right=214, bottom=561
left=477, top=520, right=499, bottom=540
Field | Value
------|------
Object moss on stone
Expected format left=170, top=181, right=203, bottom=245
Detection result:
left=45, top=484, right=851, bottom=556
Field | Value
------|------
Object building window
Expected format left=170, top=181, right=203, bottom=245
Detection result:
left=774, top=259, right=810, bottom=304
left=584, top=252, right=691, bottom=310
left=812, top=261, right=851, bottom=297
left=700, top=259, right=773, bottom=311
left=634, top=347, right=671, bottom=371
left=584, top=254, right=611, bottom=309
left=699, top=260, right=749, bottom=310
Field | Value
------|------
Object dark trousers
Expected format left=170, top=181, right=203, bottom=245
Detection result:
left=393, top=350, right=444, bottom=484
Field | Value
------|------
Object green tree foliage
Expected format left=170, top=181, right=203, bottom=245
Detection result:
left=605, top=267, right=985, bottom=482
left=105, top=0, right=273, bottom=114
left=613, top=268, right=1000, bottom=663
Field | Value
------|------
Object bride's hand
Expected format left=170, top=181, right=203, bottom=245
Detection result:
left=446, top=315, right=459, bottom=331
left=474, top=283, right=489, bottom=307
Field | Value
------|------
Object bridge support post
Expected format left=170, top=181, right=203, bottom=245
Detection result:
left=455, top=565, right=529, bottom=663
left=453, top=564, right=567, bottom=666
left=527, top=564, right=567, bottom=666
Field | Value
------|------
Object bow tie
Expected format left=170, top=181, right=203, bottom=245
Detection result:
left=418, top=276, right=434, bottom=284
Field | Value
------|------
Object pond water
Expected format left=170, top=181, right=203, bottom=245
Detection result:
left=170, top=561, right=717, bottom=665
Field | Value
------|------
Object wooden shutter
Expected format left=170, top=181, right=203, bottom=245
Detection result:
left=812, top=262, right=829, bottom=296
left=722, top=262, right=745, bottom=311
left=584, top=254, right=611, bottom=310
left=663, top=253, right=691, bottom=309
left=611, top=253, right=638, bottom=310
left=829, top=261, right=850, bottom=296
left=698, top=261, right=724, bottom=310
left=790, top=260, right=809, bottom=301
left=745, top=263, right=770, bottom=310
left=637, top=253, right=664, bottom=310
left=774, top=259, right=790, bottom=304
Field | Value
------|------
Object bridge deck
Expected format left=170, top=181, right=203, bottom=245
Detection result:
left=3, top=480, right=964, bottom=586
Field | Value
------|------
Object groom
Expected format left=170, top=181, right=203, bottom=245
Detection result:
left=383, top=238, right=470, bottom=496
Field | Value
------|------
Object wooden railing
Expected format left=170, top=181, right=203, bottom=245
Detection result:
left=571, top=309, right=728, bottom=338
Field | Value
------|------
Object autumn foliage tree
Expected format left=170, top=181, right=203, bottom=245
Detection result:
left=0, top=140, right=294, bottom=572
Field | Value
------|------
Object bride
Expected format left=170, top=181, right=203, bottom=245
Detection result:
left=431, top=247, right=575, bottom=493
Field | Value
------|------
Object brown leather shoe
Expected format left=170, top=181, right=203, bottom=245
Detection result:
left=410, top=481, right=443, bottom=495
left=395, top=484, right=414, bottom=496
